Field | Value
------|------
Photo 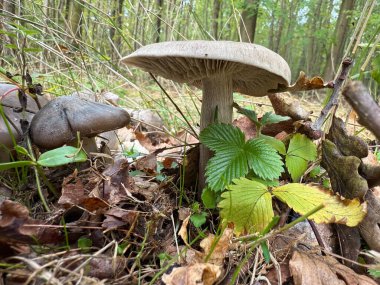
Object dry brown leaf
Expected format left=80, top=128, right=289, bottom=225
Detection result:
left=102, top=208, right=138, bottom=230
left=162, top=263, right=221, bottom=285
left=80, top=197, right=109, bottom=212
left=200, top=228, right=233, bottom=266
left=58, top=173, right=85, bottom=207
left=136, top=153, right=157, bottom=174
left=0, top=200, right=61, bottom=251
left=232, top=116, right=257, bottom=140
left=178, top=215, right=191, bottom=247
left=289, top=251, right=377, bottom=285
left=269, top=71, right=333, bottom=93
left=102, top=158, right=131, bottom=204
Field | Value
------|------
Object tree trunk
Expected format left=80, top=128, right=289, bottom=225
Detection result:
left=67, top=0, right=84, bottom=43
left=306, top=0, right=323, bottom=75
left=155, top=0, right=163, bottom=43
left=324, top=0, right=356, bottom=79
left=110, top=0, right=124, bottom=57
left=239, top=0, right=260, bottom=43
left=268, top=0, right=278, bottom=50
left=212, top=0, right=221, bottom=39
left=273, top=0, right=285, bottom=53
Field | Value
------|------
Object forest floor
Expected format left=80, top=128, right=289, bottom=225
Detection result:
left=0, top=83, right=379, bottom=285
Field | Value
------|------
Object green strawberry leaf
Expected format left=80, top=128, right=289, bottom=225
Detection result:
left=219, top=177, right=273, bottom=234
left=286, top=133, right=317, bottom=181
left=200, top=124, right=283, bottom=191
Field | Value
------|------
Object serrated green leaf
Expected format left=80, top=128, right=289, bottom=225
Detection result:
left=246, top=139, right=284, bottom=181
left=286, top=155, right=308, bottom=182
left=261, top=112, right=290, bottom=125
left=200, top=124, right=283, bottom=191
left=250, top=177, right=279, bottom=187
left=236, top=107, right=259, bottom=125
left=199, top=123, right=245, bottom=152
left=258, top=134, right=286, bottom=155
left=205, top=147, right=248, bottom=191
left=37, top=146, right=87, bottom=167
left=219, top=178, right=273, bottom=234
left=286, top=134, right=317, bottom=181
left=273, top=183, right=366, bottom=226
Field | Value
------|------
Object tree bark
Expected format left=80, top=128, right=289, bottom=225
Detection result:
left=155, top=0, right=163, bottom=43
left=67, top=0, right=83, bottom=43
left=273, top=0, right=285, bottom=53
left=212, top=0, right=221, bottom=39
left=239, top=0, right=260, bottom=43
left=110, top=0, right=124, bottom=57
left=324, top=0, right=356, bottom=80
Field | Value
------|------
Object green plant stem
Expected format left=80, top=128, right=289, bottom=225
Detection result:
left=229, top=204, right=324, bottom=285
left=26, top=136, right=50, bottom=212
left=36, top=167, right=58, bottom=197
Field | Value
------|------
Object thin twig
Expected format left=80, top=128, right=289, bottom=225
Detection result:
left=312, top=58, right=353, bottom=131
left=149, top=72, right=198, bottom=139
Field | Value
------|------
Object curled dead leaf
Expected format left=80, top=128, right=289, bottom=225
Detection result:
left=162, top=263, right=221, bottom=285
left=200, top=228, right=233, bottom=266
left=269, top=71, right=333, bottom=93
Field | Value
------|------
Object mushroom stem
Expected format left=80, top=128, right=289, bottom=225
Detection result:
left=199, top=75, right=233, bottom=193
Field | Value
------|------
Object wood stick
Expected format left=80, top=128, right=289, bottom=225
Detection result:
left=343, top=81, right=380, bottom=141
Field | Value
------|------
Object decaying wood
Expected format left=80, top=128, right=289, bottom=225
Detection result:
left=343, top=81, right=380, bottom=141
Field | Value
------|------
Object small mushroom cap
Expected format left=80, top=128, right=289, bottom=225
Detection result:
left=0, top=84, right=48, bottom=148
left=30, top=96, right=130, bottom=149
left=121, top=41, right=291, bottom=97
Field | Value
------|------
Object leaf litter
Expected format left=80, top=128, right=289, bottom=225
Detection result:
left=1, top=78, right=380, bottom=284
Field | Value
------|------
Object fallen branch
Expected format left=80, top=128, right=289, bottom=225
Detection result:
left=312, top=58, right=353, bottom=131
left=343, top=81, right=380, bottom=141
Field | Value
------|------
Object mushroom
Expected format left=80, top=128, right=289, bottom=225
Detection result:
left=0, top=84, right=48, bottom=161
left=120, top=40, right=291, bottom=192
left=29, top=96, right=130, bottom=153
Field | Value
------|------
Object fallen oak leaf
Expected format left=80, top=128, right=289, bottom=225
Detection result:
left=289, top=250, right=377, bottom=285
left=326, top=116, right=368, bottom=158
left=321, top=139, right=368, bottom=199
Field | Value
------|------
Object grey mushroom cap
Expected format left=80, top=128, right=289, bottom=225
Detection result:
left=121, top=40, right=291, bottom=96
left=0, top=84, right=48, bottom=148
left=30, top=96, right=130, bottom=149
